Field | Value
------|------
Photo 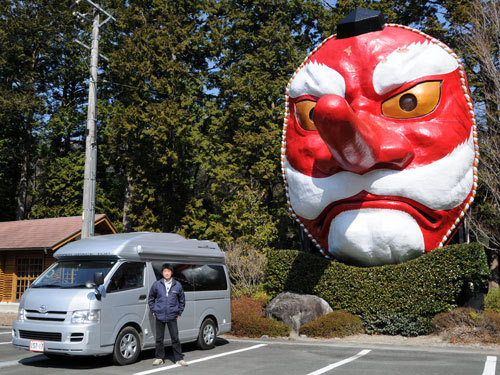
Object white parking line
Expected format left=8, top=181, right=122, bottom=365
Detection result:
left=305, top=349, right=371, bottom=375
left=482, top=356, right=497, bottom=375
left=133, top=343, right=268, bottom=375
left=0, top=360, right=20, bottom=369
left=0, top=332, right=12, bottom=335
left=0, top=356, right=46, bottom=369
left=0, top=341, right=12, bottom=345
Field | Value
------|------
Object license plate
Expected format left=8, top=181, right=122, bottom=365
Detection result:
left=29, top=340, right=44, bottom=352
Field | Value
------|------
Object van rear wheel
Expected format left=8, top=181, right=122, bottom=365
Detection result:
left=112, top=326, right=141, bottom=365
left=197, top=318, right=216, bottom=350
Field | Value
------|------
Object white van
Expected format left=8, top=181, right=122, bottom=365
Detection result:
left=12, top=232, right=231, bottom=365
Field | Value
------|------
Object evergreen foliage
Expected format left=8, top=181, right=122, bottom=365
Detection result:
left=0, top=0, right=498, bottom=264
left=485, top=287, right=500, bottom=314
left=179, top=0, right=329, bottom=249
left=0, top=0, right=88, bottom=221
left=103, top=0, right=210, bottom=232
left=265, top=243, right=490, bottom=335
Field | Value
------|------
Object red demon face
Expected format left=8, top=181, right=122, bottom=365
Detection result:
left=283, top=25, right=478, bottom=266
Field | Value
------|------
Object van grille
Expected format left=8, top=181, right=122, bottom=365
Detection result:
left=19, top=330, right=62, bottom=342
left=26, top=316, right=66, bottom=322
left=26, top=310, right=66, bottom=322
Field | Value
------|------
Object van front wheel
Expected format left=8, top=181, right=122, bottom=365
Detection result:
left=197, top=318, right=216, bottom=350
left=113, top=326, right=141, bottom=365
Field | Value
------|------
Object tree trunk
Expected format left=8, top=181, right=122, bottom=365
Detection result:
left=16, top=59, right=37, bottom=221
left=488, top=249, right=499, bottom=289
left=15, top=152, right=29, bottom=220
left=122, top=171, right=133, bottom=232
left=16, top=117, right=32, bottom=221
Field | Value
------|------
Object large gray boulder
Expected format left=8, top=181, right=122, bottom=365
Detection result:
left=265, top=292, right=332, bottom=334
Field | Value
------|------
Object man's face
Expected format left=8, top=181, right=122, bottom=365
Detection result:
left=283, top=25, right=478, bottom=266
left=162, top=268, right=173, bottom=280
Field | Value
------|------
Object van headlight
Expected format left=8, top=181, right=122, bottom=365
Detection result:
left=18, top=308, right=25, bottom=321
left=71, top=309, right=100, bottom=324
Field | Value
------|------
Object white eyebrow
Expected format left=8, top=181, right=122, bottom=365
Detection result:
left=373, top=41, right=459, bottom=95
left=289, top=60, right=345, bottom=98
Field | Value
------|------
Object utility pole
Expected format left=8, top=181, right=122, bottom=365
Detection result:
left=72, top=0, right=115, bottom=238
left=81, top=9, right=99, bottom=239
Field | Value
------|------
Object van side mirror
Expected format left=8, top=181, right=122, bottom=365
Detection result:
left=93, top=272, right=104, bottom=301
left=94, top=272, right=104, bottom=286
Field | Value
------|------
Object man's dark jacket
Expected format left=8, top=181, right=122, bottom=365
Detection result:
left=148, top=279, right=185, bottom=322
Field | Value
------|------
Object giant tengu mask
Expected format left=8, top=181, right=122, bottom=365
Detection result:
left=282, top=9, right=478, bottom=266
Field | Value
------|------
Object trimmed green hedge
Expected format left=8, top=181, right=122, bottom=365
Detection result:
left=265, top=243, right=489, bottom=336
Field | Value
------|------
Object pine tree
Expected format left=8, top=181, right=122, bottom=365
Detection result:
left=0, top=0, right=89, bottom=221
left=179, top=0, right=329, bottom=249
left=102, top=0, right=210, bottom=232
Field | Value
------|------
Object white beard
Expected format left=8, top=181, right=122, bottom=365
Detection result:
left=328, top=209, right=425, bottom=266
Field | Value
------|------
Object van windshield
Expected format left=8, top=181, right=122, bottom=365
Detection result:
left=31, top=260, right=116, bottom=289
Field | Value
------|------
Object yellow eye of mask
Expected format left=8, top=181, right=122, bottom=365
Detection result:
left=382, top=81, right=441, bottom=119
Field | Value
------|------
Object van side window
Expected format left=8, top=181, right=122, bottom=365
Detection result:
left=174, top=264, right=195, bottom=292
left=151, top=262, right=195, bottom=292
left=107, top=262, right=145, bottom=293
left=192, top=265, right=227, bottom=291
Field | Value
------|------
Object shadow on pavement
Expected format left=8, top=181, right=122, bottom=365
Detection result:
left=18, top=337, right=231, bottom=369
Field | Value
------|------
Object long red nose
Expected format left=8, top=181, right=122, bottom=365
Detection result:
left=313, top=95, right=414, bottom=174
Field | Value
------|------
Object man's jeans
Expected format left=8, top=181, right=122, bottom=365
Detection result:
left=155, top=318, right=183, bottom=362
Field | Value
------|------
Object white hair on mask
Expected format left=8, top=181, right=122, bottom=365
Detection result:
left=289, top=60, right=345, bottom=98
left=373, top=41, right=459, bottom=95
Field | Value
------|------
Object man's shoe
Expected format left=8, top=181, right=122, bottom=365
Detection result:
left=152, top=358, right=164, bottom=366
left=176, top=360, right=188, bottom=366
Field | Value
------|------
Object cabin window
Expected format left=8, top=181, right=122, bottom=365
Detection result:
left=191, top=265, right=228, bottom=291
left=15, top=256, right=43, bottom=300
left=152, top=263, right=195, bottom=292
left=152, top=262, right=227, bottom=291
left=107, top=262, right=145, bottom=293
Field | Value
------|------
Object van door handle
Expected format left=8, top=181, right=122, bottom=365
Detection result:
left=139, top=295, right=147, bottom=300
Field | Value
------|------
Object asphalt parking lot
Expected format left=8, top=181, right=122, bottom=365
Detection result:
left=1, top=327, right=500, bottom=375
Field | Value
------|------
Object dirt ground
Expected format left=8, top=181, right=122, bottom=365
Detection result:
left=225, top=333, right=500, bottom=350
left=299, top=333, right=500, bottom=349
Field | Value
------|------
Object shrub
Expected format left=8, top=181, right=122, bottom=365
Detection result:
left=225, top=241, right=266, bottom=296
left=363, top=313, right=433, bottom=336
left=265, top=243, right=489, bottom=336
left=231, top=283, right=273, bottom=304
left=433, top=307, right=500, bottom=344
left=484, top=287, right=500, bottom=313
left=230, top=296, right=290, bottom=337
left=250, top=285, right=273, bottom=304
left=299, top=310, right=364, bottom=338
left=432, top=307, right=480, bottom=331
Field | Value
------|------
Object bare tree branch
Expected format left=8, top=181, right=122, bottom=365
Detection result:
left=463, top=0, right=500, bottom=286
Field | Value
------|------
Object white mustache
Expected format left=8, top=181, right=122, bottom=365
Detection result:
left=284, top=131, right=475, bottom=221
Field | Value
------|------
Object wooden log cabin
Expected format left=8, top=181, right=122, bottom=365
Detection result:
left=0, top=215, right=117, bottom=302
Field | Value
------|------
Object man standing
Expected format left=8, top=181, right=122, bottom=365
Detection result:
left=148, top=263, right=188, bottom=366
